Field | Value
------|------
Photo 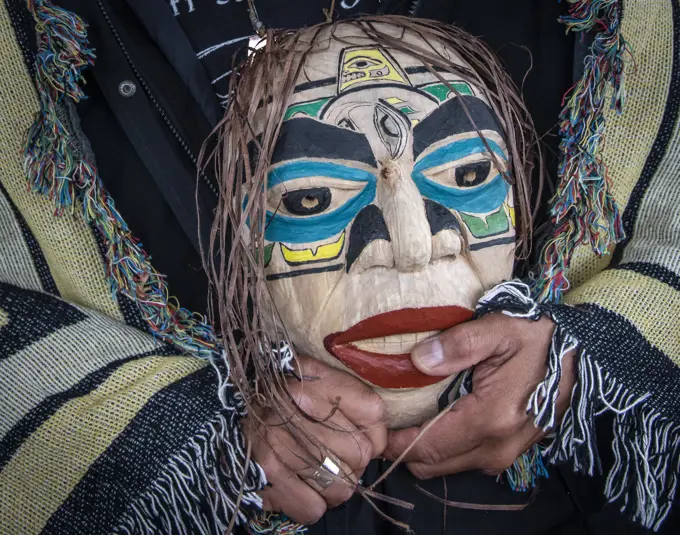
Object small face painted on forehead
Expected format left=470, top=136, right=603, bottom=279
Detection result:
left=247, top=37, right=515, bottom=427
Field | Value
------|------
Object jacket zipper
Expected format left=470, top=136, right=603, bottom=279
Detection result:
left=96, top=0, right=219, bottom=199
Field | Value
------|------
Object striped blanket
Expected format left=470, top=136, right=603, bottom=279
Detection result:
left=0, top=1, right=264, bottom=533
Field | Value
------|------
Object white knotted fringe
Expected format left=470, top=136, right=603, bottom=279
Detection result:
left=477, top=280, right=680, bottom=531
left=477, top=280, right=541, bottom=318
left=114, top=413, right=266, bottom=535
left=543, top=355, right=678, bottom=531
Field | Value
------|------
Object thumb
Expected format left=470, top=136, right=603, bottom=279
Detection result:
left=411, top=314, right=510, bottom=376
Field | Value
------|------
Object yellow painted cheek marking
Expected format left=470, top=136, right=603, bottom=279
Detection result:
left=280, top=232, right=345, bottom=265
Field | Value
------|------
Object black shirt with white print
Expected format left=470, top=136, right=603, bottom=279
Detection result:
left=167, top=0, right=381, bottom=105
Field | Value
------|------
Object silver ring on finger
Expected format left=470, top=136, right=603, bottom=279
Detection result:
left=309, top=456, right=341, bottom=489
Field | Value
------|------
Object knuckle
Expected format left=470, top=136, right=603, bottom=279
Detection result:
left=359, top=434, right=375, bottom=466
left=295, top=392, right=316, bottom=415
left=455, top=327, right=479, bottom=361
left=261, top=493, right=274, bottom=511
left=419, top=442, right=443, bottom=466
left=360, top=389, right=386, bottom=422
left=299, top=355, right=326, bottom=377
left=488, top=423, right=510, bottom=439
left=488, top=416, right=520, bottom=439
left=462, top=328, right=476, bottom=357
left=338, top=484, right=355, bottom=503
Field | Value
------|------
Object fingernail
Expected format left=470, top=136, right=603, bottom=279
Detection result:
left=412, top=337, right=443, bottom=371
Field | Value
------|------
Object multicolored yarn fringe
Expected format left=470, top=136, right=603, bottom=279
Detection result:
left=533, top=0, right=629, bottom=303
left=247, top=512, right=307, bottom=535
left=23, top=0, right=217, bottom=358
left=502, top=444, right=549, bottom=492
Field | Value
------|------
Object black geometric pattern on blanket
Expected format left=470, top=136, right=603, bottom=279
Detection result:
left=544, top=299, right=680, bottom=417
left=618, top=261, right=680, bottom=292
left=0, top=283, right=86, bottom=358
left=3, top=0, right=37, bottom=76
left=0, top=346, right=178, bottom=472
left=41, top=365, right=226, bottom=534
left=0, top=276, right=266, bottom=533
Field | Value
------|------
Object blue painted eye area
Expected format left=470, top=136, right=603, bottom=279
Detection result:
left=260, top=137, right=509, bottom=245
left=412, top=137, right=510, bottom=213
left=264, top=161, right=377, bottom=244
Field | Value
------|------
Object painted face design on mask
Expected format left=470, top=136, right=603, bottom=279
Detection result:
left=251, top=29, right=516, bottom=427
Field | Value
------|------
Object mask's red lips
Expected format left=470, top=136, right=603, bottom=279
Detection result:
left=323, top=306, right=473, bottom=389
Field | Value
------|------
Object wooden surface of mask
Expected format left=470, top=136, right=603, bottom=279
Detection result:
left=253, top=25, right=515, bottom=428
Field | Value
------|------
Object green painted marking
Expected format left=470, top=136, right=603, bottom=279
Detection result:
left=460, top=207, right=509, bottom=238
left=399, top=105, right=416, bottom=115
left=264, top=243, right=274, bottom=267
left=283, top=98, right=330, bottom=121
left=421, top=81, right=473, bottom=102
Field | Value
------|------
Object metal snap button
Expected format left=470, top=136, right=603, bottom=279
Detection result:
left=118, top=80, right=137, bottom=98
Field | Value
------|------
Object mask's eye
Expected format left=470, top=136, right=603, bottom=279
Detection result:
left=455, top=161, right=492, bottom=188
left=282, top=187, right=331, bottom=215
left=263, top=163, right=377, bottom=244
left=266, top=174, right=371, bottom=219
left=346, top=57, right=381, bottom=70
left=412, top=135, right=510, bottom=214
left=422, top=157, right=496, bottom=189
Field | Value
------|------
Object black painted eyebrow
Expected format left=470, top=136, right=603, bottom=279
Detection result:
left=269, top=117, right=377, bottom=167
left=412, top=96, right=503, bottom=159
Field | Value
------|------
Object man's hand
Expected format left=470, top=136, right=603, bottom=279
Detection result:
left=384, top=314, right=575, bottom=479
left=247, top=356, right=388, bottom=525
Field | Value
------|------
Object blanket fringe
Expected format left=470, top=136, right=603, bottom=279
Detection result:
left=534, top=0, right=629, bottom=302
left=479, top=281, right=680, bottom=531
left=24, top=0, right=218, bottom=358
left=114, top=413, right=267, bottom=535
left=247, top=512, right=308, bottom=534
left=502, top=444, right=549, bottom=493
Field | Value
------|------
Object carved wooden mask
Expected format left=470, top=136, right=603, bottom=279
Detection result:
left=250, top=24, right=515, bottom=427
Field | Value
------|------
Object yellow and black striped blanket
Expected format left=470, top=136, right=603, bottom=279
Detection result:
left=0, top=1, right=265, bottom=534
left=1, top=0, right=679, bottom=534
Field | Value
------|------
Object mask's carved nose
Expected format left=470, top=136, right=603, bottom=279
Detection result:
left=377, top=159, right=432, bottom=272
